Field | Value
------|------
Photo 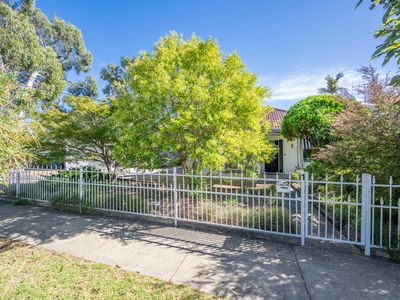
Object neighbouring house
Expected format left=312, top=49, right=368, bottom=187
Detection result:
left=261, top=108, right=311, bottom=174
left=64, top=161, right=108, bottom=171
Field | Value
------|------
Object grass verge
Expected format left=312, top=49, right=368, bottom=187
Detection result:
left=0, top=238, right=219, bottom=299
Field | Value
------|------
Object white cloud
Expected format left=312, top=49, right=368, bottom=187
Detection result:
left=259, top=68, right=363, bottom=102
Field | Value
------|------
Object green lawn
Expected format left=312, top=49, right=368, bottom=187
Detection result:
left=0, top=239, right=218, bottom=300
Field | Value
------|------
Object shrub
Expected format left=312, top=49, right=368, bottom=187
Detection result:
left=281, top=95, right=344, bottom=147
left=14, top=198, right=31, bottom=206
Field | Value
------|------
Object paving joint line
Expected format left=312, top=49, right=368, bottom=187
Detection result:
left=168, top=243, right=195, bottom=282
left=292, top=245, right=312, bottom=300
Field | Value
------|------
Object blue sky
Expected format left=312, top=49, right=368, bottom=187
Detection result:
left=37, top=0, right=396, bottom=109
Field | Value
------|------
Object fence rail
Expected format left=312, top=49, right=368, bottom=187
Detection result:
left=3, top=167, right=400, bottom=255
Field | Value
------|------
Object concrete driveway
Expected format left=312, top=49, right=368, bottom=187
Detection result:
left=0, top=200, right=399, bottom=299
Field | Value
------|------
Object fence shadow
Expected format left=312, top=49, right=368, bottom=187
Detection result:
left=0, top=200, right=308, bottom=298
left=0, top=200, right=399, bottom=299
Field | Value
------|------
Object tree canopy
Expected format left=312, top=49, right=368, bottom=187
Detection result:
left=0, top=70, right=36, bottom=184
left=100, top=56, right=132, bottom=99
left=316, top=66, right=400, bottom=180
left=67, top=75, right=98, bottom=98
left=112, top=32, right=275, bottom=172
left=0, top=0, right=93, bottom=181
left=35, top=96, right=117, bottom=172
left=318, top=72, right=349, bottom=96
left=0, top=0, right=92, bottom=104
left=281, top=95, right=344, bottom=147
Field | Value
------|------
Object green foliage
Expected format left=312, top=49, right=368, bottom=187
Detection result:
left=0, top=71, right=36, bottom=184
left=316, top=66, right=400, bottom=181
left=67, top=75, right=98, bottom=98
left=49, top=195, right=80, bottom=209
left=290, top=169, right=302, bottom=180
left=305, top=160, right=359, bottom=182
left=16, top=0, right=92, bottom=73
left=190, top=200, right=294, bottom=232
left=281, top=95, right=344, bottom=147
left=0, top=2, right=63, bottom=103
left=35, top=96, right=117, bottom=172
left=48, top=167, right=111, bottom=182
left=387, top=249, right=400, bottom=263
left=0, top=240, right=213, bottom=299
left=0, top=0, right=92, bottom=104
left=14, top=198, right=31, bottom=206
left=113, top=32, right=275, bottom=172
left=0, top=0, right=92, bottom=182
left=310, top=67, right=400, bottom=255
left=356, top=0, right=400, bottom=86
left=100, top=56, right=132, bottom=98
left=318, top=72, right=351, bottom=97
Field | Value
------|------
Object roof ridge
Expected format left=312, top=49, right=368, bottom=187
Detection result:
left=270, top=107, right=287, bottom=112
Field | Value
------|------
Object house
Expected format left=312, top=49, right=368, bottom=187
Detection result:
left=261, top=108, right=311, bottom=174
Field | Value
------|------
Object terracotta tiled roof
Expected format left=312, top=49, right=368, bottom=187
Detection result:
left=263, top=108, right=287, bottom=129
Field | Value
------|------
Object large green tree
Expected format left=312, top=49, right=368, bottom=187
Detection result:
left=0, top=0, right=92, bottom=104
left=0, top=70, right=35, bottom=184
left=281, top=95, right=345, bottom=147
left=100, top=56, right=132, bottom=99
left=356, top=0, right=400, bottom=85
left=0, top=0, right=92, bottom=181
left=113, top=33, right=275, bottom=172
left=316, top=66, right=400, bottom=180
left=35, top=95, right=117, bottom=172
left=67, top=75, right=98, bottom=98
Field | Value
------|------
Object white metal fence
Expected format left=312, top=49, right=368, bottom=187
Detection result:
left=3, top=167, right=400, bottom=255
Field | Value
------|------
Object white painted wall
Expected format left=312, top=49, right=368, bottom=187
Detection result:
left=261, top=132, right=305, bottom=174
left=281, top=137, right=302, bottom=174
left=65, top=161, right=164, bottom=174
left=65, top=161, right=107, bottom=171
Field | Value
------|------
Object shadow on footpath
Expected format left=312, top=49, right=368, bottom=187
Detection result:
left=0, top=200, right=399, bottom=299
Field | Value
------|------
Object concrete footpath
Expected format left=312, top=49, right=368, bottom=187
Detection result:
left=0, top=200, right=399, bottom=299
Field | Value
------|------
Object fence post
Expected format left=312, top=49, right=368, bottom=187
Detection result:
left=300, top=172, right=309, bottom=246
left=173, top=167, right=178, bottom=227
left=361, top=173, right=372, bottom=256
left=15, top=169, right=21, bottom=198
left=79, top=167, right=83, bottom=213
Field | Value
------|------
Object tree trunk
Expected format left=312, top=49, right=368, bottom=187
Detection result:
left=105, top=161, right=111, bottom=173
left=191, top=159, right=201, bottom=175
left=0, top=55, right=5, bottom=72
left=26, top=71, right=40, bottom=88
left=103, top=156, right=117, bottom=180
left=178, top=153, right=188, bottom=171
